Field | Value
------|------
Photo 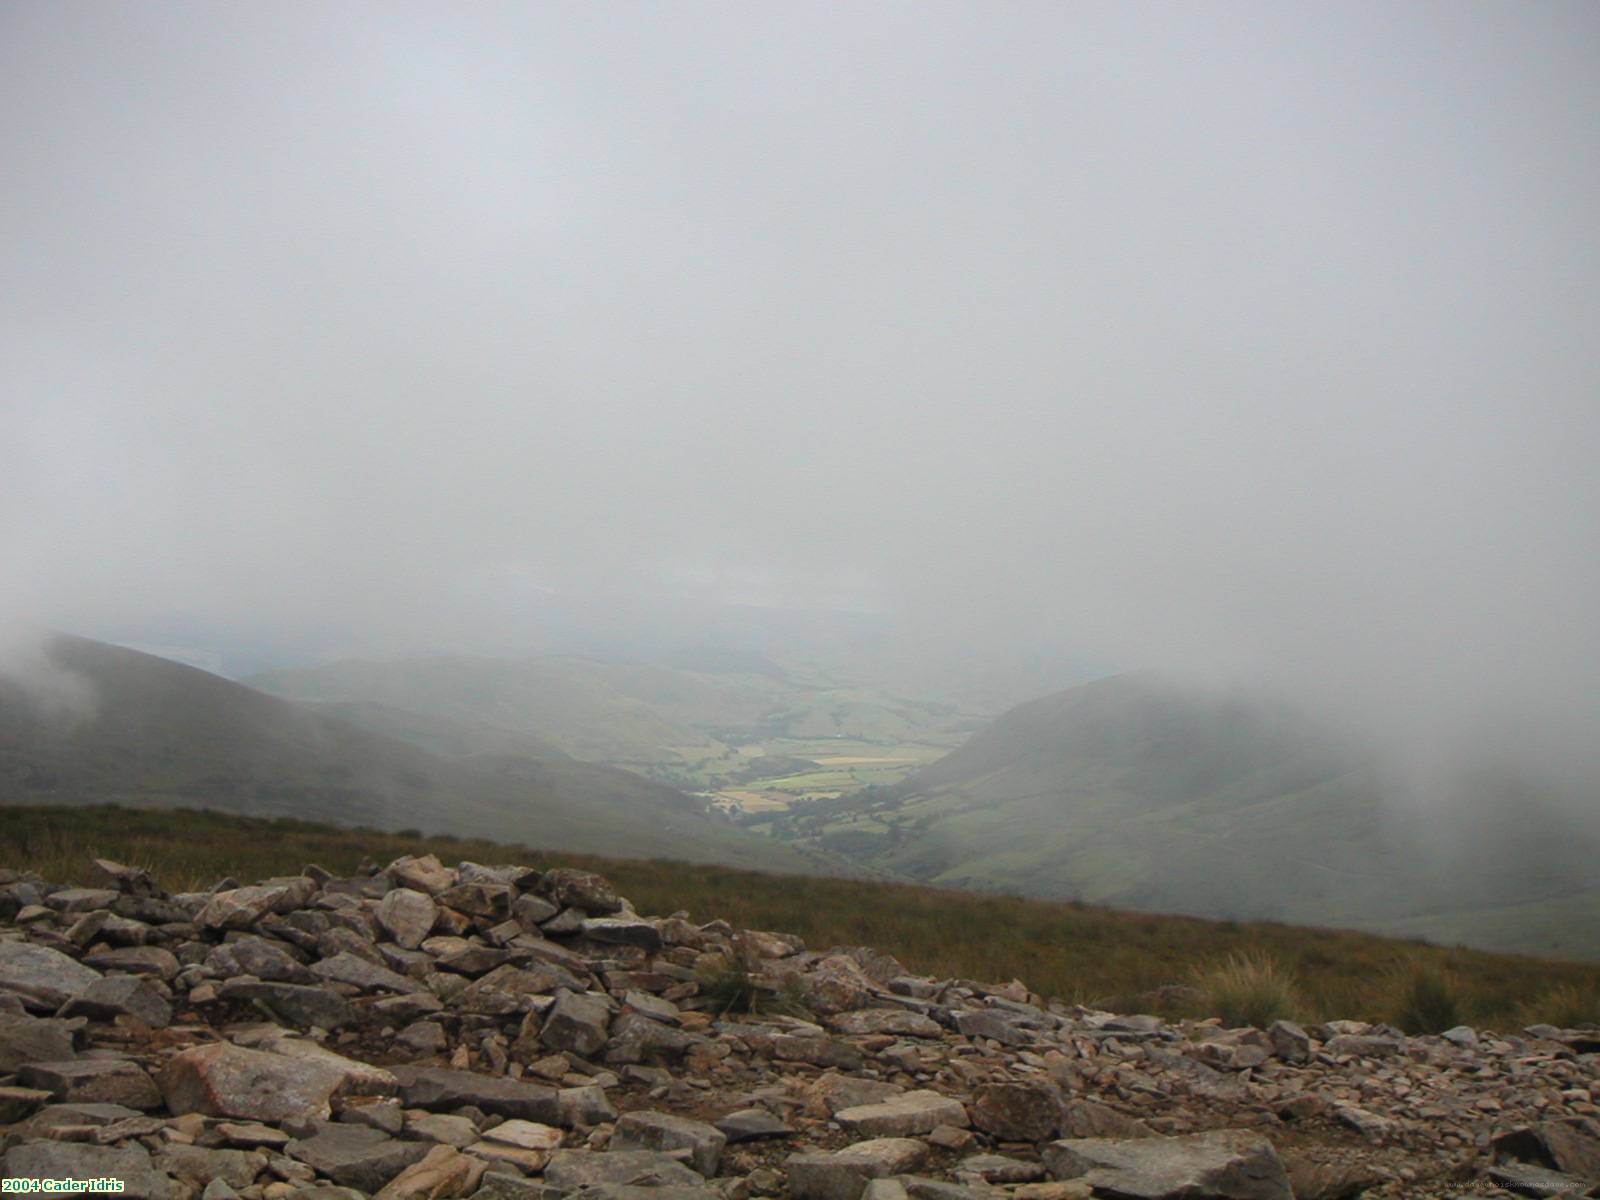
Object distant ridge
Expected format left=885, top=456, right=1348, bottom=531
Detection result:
left=0, top=634, right=827, bottom=873
left=784, top=673, right=1600, bottom=959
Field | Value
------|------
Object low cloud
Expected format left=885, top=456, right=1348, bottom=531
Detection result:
left=3, top=3, right=1596, bottom=814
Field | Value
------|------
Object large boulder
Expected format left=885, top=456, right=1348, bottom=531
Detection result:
left=157, top=1042, right=352, bottom=1122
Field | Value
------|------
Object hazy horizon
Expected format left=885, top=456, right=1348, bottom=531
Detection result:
left=5, top=3, right=1598, bottom=817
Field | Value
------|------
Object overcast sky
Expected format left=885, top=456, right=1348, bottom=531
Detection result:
left=4, top=2, right=1598, bottom=778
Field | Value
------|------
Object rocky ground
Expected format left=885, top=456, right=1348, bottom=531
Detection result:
left=1, top=856, right=1598, bottom=1200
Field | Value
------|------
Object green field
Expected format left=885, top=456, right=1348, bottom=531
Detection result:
left=699, top=738, right=951, bottom=812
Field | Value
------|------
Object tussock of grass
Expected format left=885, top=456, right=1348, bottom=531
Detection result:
left=694, top=952, right=809, bottom=1018
left=1392, top=963, right=1463, bottom=1034
left=1196, top=953, right=1302, bottom=1028
left=1521, top=983, right=1600, bottom=1030
left=5, top=803, right=1600, bottom=1030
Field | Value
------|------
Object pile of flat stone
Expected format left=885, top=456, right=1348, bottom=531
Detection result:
left=0, top=855, right=1596, bottom=1200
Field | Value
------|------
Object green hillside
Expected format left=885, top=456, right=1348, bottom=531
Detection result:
left=0, top=635, right=827, bottom=874
left=764, top=673, right=1600, bottom=960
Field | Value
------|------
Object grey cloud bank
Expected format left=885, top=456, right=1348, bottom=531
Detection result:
left=3, top=3, right=1597, bottom=802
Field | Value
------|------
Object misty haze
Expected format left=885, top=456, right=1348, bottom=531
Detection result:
left=3, top=5, right=1600, bottom=1195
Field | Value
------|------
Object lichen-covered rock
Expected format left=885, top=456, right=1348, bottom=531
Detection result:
left=537, top=869, right=624, bottom=916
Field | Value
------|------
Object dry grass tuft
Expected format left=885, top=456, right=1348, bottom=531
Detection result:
left=1195, top=953, right=1302, bottom=1027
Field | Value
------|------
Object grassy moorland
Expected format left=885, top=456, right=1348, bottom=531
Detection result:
left=3, top=803, right=1597, bottom=1033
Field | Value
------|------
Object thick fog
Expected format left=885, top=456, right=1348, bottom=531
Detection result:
left=4, top=3, right=1598, bottom=800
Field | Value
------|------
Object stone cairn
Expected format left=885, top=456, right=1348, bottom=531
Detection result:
left=1, top=856, right=1597, bottom=1199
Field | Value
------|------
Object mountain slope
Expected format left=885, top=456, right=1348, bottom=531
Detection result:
left=246, top=655, right=731, bottom=769
left=776, top=673, right=1600, bottom=958
left=0, top=635, right=827, bottom=872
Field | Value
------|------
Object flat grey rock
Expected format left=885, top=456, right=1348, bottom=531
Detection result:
left=396, top=1066, right=561, bottom=1122
left=1042, top=1130, right=1292, bottom=1200
left=715, top=1107, right=793, bottom=1143
left=217, top=979, right=360, bottom=1030
left=544, top=1150, right=706, bottom=1194
left=18, top=1057, right=163, bottom=1110
left=287, top=1123, right=431, bottom=1193
left=312, top=949, right=426, bottom=994
left=0, top=941, right=102, bottom=1008
left=541, top=988, right=611, bottom=1057
left=787, top=1139, right=930, bottom=1200
left=835, top=1090, right=969, bottom=1139
left=611, top=1109, right=727, bottom=1175
left=0, top=1011, right=79, bottom=1071
left=59, top=973, right=173, bottom=1027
